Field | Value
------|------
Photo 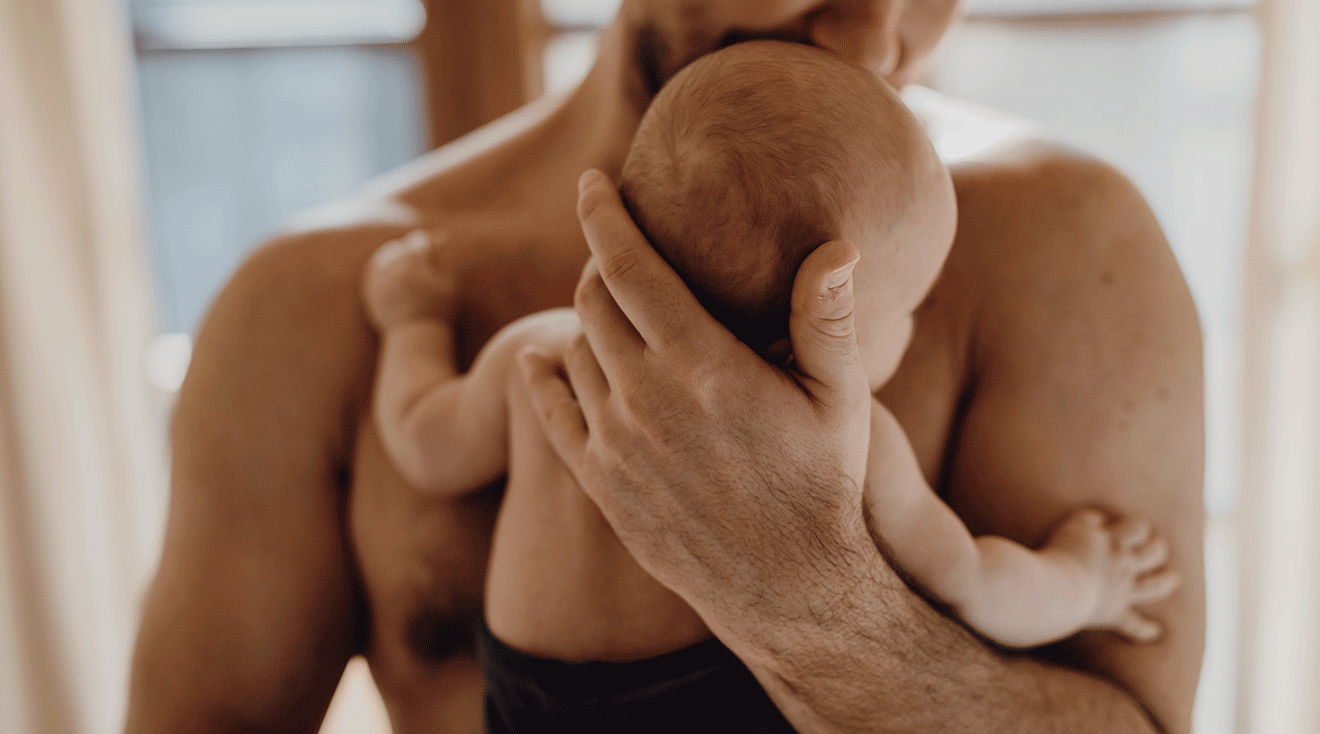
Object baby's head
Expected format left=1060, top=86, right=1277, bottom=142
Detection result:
left=619, top=40, right=956, bottom=388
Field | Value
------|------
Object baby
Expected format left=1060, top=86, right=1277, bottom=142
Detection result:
left=362, top=40, right=1179, bottom=732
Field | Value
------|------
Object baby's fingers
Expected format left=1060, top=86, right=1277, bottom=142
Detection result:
left=1111, top=516, right=1152, bottom=549
left=369, top=229, right=430, bottom=271
left=1133, top=569, right=1180, bottom=604
left=1113, top=610, right=1164, bottom=644
left=1131, top=536, right=1170, bottom=572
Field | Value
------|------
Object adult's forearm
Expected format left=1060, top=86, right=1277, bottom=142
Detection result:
left=719, top=552, right=1160, bottom=734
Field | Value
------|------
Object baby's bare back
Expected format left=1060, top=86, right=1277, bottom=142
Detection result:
left=485, top=322, right=712, bottom=663
left=359, top=230, right=710, bottom=665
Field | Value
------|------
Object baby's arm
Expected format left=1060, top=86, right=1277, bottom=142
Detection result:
left=362, top=232, right=574, bottom=493
left=864, top=399, right=1179, bottom=648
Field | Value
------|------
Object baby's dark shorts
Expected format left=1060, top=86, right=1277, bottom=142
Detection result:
left=477, top=619, right=799, bottom=733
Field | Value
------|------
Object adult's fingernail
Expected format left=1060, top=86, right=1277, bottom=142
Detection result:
left=826, top=260, right=857, bottom=289
left=579, top=169, right=603, bottom=194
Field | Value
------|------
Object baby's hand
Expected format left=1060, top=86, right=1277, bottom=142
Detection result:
left=362, top=230, right=458, bottom=329
left=1044, top=509, right=1180, bottom=644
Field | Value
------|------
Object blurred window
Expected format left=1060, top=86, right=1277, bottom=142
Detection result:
left=131, top=0, right=426, bottom=338
left=133, top=0, right=425, bottom=50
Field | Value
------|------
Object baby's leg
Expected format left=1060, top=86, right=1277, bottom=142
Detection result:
left=863, top=400, right=1179, bottom=648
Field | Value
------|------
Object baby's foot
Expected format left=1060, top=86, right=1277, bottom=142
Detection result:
left=1044, top=509, right=1180, bottom=643
left=362, top=230, right=457, bottom=329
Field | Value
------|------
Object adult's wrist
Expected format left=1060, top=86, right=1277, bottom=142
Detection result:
left=708, top=492, right=898, bottom=669
left=724, top=542, right=1163, bottom=734
left=719, top=542, right=923, bottom=734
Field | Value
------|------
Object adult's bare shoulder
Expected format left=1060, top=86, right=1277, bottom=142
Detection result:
left=907, top=90, right=1162, bottom=264
left=127, top=220, right=415, bottom=733
left=950, top=142, right=1167, bottom=263
left=940, top=143, right=1206, bottom=733
left=183, top=216, right=421, bottom=473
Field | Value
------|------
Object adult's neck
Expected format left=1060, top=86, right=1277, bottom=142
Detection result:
left=386, top=18, right=650, bottom=220
left=552, top=18, right=655, bottom=181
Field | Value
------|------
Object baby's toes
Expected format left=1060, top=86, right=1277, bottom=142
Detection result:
left=1114, top=610, right=1164, bottom=644
left=1131, top=536, right=1170, bottom=572
left=1133, top=569, right=1180, bottom=604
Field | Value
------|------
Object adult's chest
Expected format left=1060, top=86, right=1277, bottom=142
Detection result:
left=347, top=414, right=497, bottom=731
left=428, top=226, right=588, bottom=367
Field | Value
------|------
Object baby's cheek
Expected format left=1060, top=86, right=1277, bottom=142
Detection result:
left=860, top=314, right=914, bottom=391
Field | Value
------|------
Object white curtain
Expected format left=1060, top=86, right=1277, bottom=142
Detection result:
left=0, top=0, right=167, bottom=732
left=1239, top=0, right=1320, bottom=732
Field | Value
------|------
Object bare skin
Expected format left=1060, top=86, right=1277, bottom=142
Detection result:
left=125, top=0, right=1205, bottom=732
left=529, top=169, right=1204, bottom=733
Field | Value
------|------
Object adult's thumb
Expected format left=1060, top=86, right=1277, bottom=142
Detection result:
left=789, top=240, right=868, bottom=407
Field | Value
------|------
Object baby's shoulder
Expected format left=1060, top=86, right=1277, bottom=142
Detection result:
left=479, top=308, right=582, bottom=371
left=500, top=308, right=582, bottom=347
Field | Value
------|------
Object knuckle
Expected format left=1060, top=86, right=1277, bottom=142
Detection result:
left=575, top=272, right=609, bottom=310
left=577, top=180, right=610, bottom=221
left=569, top=332, right=591, bottom=360
left=814, top=308, right=856, bottom=342
left=599, top=246, right=643, bottom=283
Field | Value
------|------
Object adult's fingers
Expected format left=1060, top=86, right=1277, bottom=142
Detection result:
left=788, top=239, right=867, bottom=406
left=519, top=348, right=588, bottom=475
left=576, top=169, right=722, bottom=355
left=564, top=332, right=610, bottom=423
left=575, top=259, right=645, bottom=382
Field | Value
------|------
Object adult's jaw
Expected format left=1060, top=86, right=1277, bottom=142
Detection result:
left=610, top=0, right=964, bottom=101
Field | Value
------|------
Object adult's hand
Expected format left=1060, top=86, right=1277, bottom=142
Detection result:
left=520, top=168, right=876, bottom=641
left=522, top=170, right=1173, bottom=734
